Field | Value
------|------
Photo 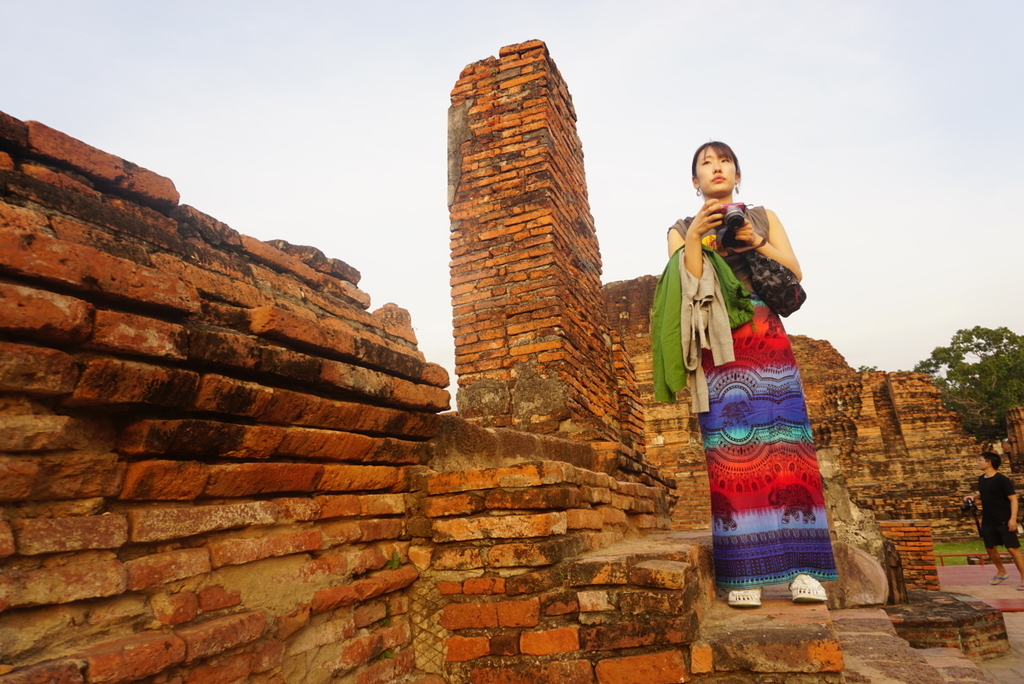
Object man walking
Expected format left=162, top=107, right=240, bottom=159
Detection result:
left=966, top=452, right=1024, bottom=588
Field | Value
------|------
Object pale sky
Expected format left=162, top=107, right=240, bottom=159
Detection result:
left=2, top=1, right=1021, bottom=379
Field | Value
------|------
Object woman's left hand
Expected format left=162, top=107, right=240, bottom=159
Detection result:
left=733, top=219, right=763, bottom=247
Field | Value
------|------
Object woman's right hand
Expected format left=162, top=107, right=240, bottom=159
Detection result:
left=686, top=199, right=724, bottom=242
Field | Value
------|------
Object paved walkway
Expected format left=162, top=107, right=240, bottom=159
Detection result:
left=938, top=563, right=1024, bottom=682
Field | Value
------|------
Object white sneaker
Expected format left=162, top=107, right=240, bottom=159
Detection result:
left=790, top=574, right=827, bottom=603
left=727, top=588, right=762, bottom=608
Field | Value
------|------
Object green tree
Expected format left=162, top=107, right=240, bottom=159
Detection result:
left=914, top=326, right=1024, bottom=442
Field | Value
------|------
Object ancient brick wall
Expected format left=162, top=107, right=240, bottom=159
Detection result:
left=406, top=418, right=694, bottom=683
left=878, top=521, right=940, bottom=592
left=1007, top=406, right=1024, bottom=474
left=447, top=41, right=646, bottom=475
left=603, top=277, right=708, bottom=530
left=0, top=110, right=450, bottom=684
left=604, top=277, right=979, bottom=540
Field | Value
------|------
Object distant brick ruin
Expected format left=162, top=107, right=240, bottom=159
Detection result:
left=604, top=277, right=979, bottom=540
left=0, top=37, right=997, bottom=684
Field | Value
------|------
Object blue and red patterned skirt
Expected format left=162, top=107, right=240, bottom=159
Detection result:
left=699, top=296, right=838, bottom=589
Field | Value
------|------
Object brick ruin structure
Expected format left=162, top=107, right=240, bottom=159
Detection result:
left=604, top=278, right=980, bottom=541
left=1007, top=405, right=1024, bottom=473
left=0, top=38, right=997, bottom=684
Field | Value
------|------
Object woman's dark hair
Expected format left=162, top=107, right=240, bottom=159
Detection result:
left=982, top=451, right=1001, bottom=470
left=691, top=141, right=740, bottom=178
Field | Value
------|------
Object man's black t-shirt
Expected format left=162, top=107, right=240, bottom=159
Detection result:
left=979, top=472, right=1016, bottom=526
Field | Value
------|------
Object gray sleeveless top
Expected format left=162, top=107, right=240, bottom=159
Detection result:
left=669, top=205, right=769, bottom=291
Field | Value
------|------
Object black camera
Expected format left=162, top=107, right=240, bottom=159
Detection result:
left=718, top=203, right=749, bottom=248
left=960, top=499, right=977, bottom=513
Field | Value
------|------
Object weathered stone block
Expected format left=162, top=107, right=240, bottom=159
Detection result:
left=124, top=548, right=211, bottom=590
left=0, top=341, right=79, bottom=395
left=0, top=281, right=94, bottom=343
left=64, top=357, right=199, bottom=408
left=126, top=501, right=279, bottom=542
left=11, top=514, right=128, bottom=555
left=594, top=650, right=689, bottom=684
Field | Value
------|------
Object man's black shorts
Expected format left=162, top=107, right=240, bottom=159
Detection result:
left=981, top=524, right=1021, bottom=549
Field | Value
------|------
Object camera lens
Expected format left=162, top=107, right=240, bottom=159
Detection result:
left=723, top=205, right=746, bottom=230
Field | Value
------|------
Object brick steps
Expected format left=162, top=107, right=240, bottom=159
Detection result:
left=833, top=608, right=994, bottom=684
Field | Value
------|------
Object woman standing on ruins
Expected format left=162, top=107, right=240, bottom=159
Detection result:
left=654, top=141, right=837, bottom=608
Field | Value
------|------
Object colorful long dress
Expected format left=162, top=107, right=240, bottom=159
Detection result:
left=700, top=295, right=837, bottom=589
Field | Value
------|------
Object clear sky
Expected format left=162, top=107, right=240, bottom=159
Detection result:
left=2, top=1, right=1021, bottom=378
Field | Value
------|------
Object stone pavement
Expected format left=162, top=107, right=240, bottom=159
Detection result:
left=939, top=563, right=1024, bottom=683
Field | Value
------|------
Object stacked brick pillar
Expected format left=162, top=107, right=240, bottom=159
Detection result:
left=1007, top=406, right=1023, bottom=473
left=879, top=521, right=941, bottom=591
left=447, top=40, right=644, bottom=467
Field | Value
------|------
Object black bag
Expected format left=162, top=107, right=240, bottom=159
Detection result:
left=745, top=251, right=806, bottom=317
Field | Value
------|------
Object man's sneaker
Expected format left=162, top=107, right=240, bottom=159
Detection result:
left=790, top=574, right=827, bottom=603
left=727, top=587, right=762, bottom=608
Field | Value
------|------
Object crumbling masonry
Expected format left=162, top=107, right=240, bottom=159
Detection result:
left=0, top=38, right=997, bottom=684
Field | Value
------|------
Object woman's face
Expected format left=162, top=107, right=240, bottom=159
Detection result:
left=692, top=147, right=739, bottom=198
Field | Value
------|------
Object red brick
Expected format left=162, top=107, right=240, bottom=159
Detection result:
left=22, top=163, right=99, bottom=197
left=0, top=341, right=78, bottom=396
left=358, top=518, right=403, bottom=541
left=580, top=620, right=693, bottom=651
left=182, top=652, right=251, bottom=684
left=447, top=635, right=490, bottom=662
left=521, top=625, right=580, bottom=655
left=540, top=591, right=579, bottom=616
left=118, top=418, right=283, bottom=459
left=0, top=281, right=94, bottom=343
left=271, top=497, right=321, bottom=521
left=207, top=529, right=322, bottom=567
left=432, top=511, right=566, bottom=542
left=279, top=427, right=420, bottom=463
left=469, top=659, right=594, bottom=684
left=152, top=591, right=199, bottom=625
left=0, top=415, right=92, bottom=452
left=359, top=493, right=406, bottom=516
left=315, top=494, right=361, bottom=519
left=0, top=200, right=48, bottom=234
left=463, top=577, right=506, bottom=595
left=87, top=310, right=188, bottom=359
left=353, top=601, right=388, bottom=628
left=431, top=546, right=487, bottom=571
left=118, top=460, right=208, bottom=500
left=594, top=651, right=690, bottom=684
left=484, top=485, right=583, bottom=510
left=0, top=559, right=126, bottom=610
left=176, top=610, right=266, bottom=662
left=0, top=659, right=84, bottom=684
left=77, top=632, right=186, bottom=684
left=317, top=465, right=404, bottom=492
left=440, top=601, right=499, bottom=630
left=0, top=522, right=14, bottom=557
left=496, top=598, right=540, bottom=627
left=311, top=566, right=418, bottom=614
left=318, top=519, right=362, bottom=547
left=422, top=493, right=485, bottom=518
left=354, top=646, right=415, bottom=684
left=488, top=536, right=585, bottom=568
left=427, top=461, right=575, bottom=495
left=198, top=585, right=242, bottom=612
left=25, top=120, right=179, bottom=206
left=203, top=462, right=324, bottom=497
left=125, top=548, right=211, bottom=590
left=1, top=451, right=124, bottom=501
left=437, top=581, right=462, bottom=595
left=0, top=151, right=11, bottom=169
left=566, top=509, right=605, bottom=530
left=127, top=501, right=279, bottom=542
left=11, top=514, right=127, bottom=555
left=0, top=230, right=196, bottom=312
left=64, top=357, right=199, bottom=408
left=0, top=457, right=38, bottom=500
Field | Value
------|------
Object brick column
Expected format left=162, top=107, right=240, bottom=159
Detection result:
left=879, top=520, right=940, bottom=591
left=447, top=40, right=633, bottom=451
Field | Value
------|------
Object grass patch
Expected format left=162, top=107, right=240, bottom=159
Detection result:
left=934, top=540, right=987, bottom=565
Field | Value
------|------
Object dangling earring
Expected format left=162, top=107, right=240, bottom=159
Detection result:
left=735, top=184, right=740, bottom=195
left=695, top=188, right=702, bottom=197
